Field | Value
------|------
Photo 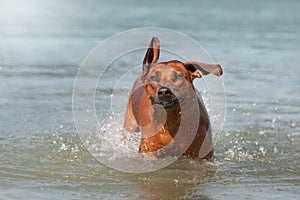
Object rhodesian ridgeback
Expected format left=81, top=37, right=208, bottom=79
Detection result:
left=124, top=37, right=222, bottom=160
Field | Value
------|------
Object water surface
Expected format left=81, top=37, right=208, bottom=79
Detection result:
left=0, top=0, right=299, bottom=199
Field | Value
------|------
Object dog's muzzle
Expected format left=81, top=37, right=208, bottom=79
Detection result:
left=150, top=86, right=185, bottom=108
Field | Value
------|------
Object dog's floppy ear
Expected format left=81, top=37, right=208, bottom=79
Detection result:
left=142, top=37, right=160, bottom=79
left=184, top=61, right=223, bottom=79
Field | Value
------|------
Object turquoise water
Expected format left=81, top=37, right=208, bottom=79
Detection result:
left=1, top=0, right=299, bottom=199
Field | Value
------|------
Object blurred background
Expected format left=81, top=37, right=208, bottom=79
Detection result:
left=0, top=0, right=299, bottom=199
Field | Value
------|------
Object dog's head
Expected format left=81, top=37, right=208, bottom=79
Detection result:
left=141, top=37, right=223, bottom=108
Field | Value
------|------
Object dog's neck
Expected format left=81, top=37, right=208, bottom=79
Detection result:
left=155, top=102, right=193, bottom=138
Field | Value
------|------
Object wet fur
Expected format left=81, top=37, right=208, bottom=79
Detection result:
left=124, top=37, right=222, bottom=160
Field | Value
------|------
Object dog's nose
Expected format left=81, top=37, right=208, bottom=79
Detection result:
left=157, top=87, right=172, bottom=97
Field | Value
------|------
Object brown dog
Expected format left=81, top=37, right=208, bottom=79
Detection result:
left=124, top=37, right=222, bottom=160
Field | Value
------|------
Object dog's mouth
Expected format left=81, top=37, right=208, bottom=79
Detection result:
left=150, top=95, right=186, bottom=108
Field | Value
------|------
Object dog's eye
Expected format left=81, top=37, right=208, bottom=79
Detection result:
left=150, top=74, right=159, bottom=82
left=174, top=72, right=184, bottom=81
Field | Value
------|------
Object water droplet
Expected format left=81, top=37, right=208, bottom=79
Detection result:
left=271, top=118, right=276, bottom=128
left=259, top=130, right=265, bottom=135
left=259, top=146, right=266, bottom=156
left=290, top=121, right=297, bottom=128
left=60, top=143, right=68, bottom=151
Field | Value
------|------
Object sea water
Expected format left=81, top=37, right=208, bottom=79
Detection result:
left=0, top=0, right=299, bottom=199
